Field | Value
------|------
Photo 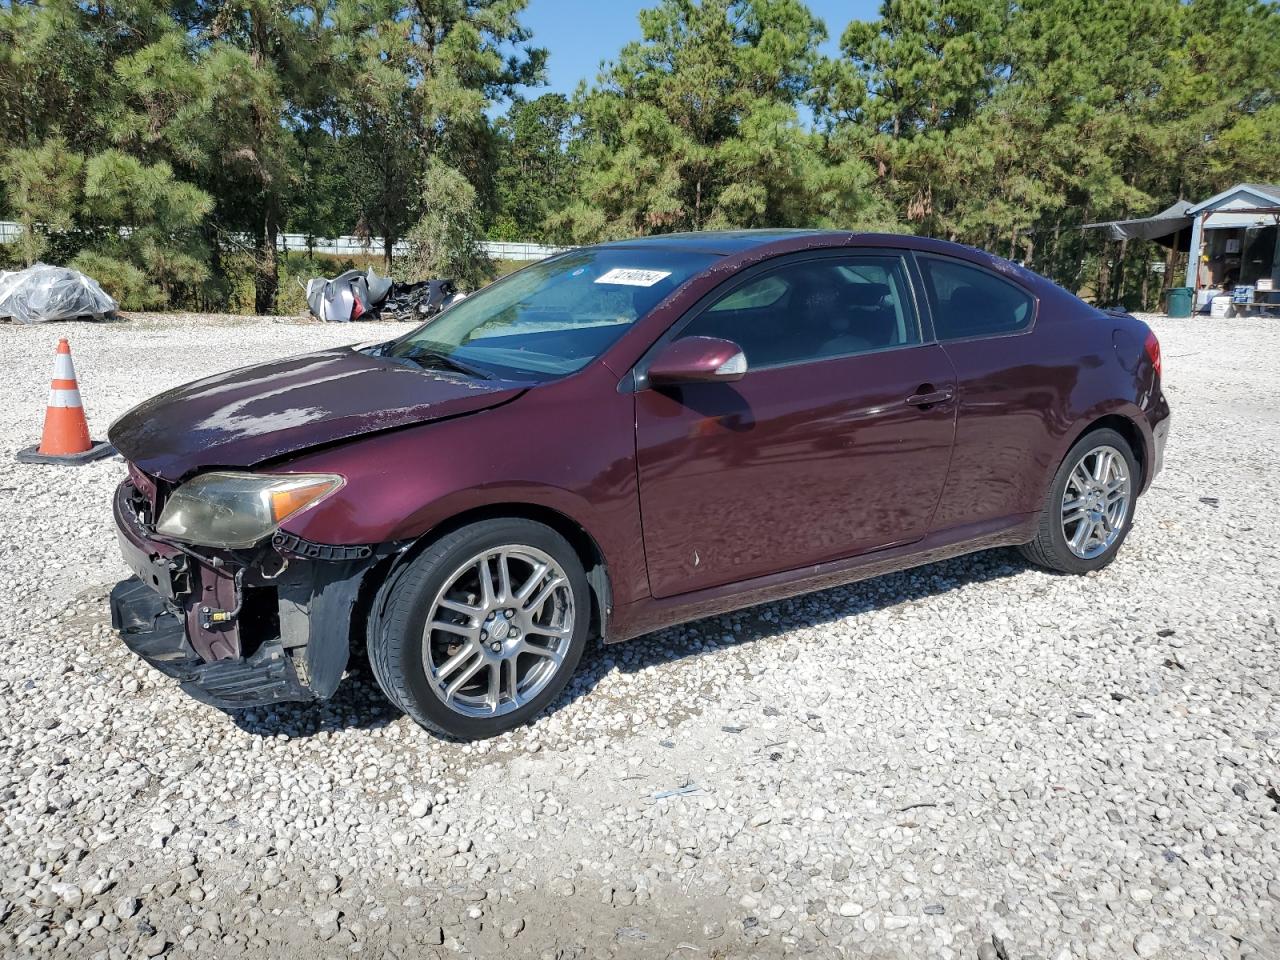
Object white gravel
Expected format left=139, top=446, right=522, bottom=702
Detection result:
left=0, top=311, right=1277, bottom=959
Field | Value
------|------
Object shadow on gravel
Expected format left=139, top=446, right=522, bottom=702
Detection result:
left=230, top=547, right=1033, bottom=740
left=229, top=670, right=400, bottom=738
left=567, top=546, right=1035, bottom=696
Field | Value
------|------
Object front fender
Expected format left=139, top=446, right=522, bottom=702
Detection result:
left=270, top=367, right=649, bottom=606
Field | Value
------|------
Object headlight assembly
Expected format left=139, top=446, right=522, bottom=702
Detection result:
left=155, top=471, right=343, bottom=549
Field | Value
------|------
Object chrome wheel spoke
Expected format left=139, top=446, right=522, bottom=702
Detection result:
left=437, top=597, right=480, bottom=619
left=445, top=653, right=485, bottom=700
left=504, top=657, right=522, bottom=708
left=437, top=642, right=478, bottom=681
left=515, top=561, right=551, bottom=604
left=497, top=552, right=513, bottom=603
left=430, top=619, right=475, bottom=638
left=524, top=575, right=566, bottom=614
left=485, top=661, right=501, bottom=712
left=1070, top=517, right=1092, bottom=552
left=520, top=639, right=560, bottom=660
left=527, top=622, right=572, bottom=640
left=1090, top=450, right=1108, bottom=482
left=477, top=557, right=497, bottom=607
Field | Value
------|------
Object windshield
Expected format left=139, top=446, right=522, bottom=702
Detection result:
left=383, top=247, right=718, bottom=381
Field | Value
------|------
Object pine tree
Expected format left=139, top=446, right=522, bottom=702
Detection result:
left=401, top=0, right=544, bottom=282
left=492, top=94, right=575, bottom=242
left=558, top=0, right=888, bottom=242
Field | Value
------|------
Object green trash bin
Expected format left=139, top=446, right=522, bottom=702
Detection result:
left=1166, top=286, right=1193, bottom=318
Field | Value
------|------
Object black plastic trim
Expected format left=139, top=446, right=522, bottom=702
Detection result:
left=272, top=531, right=374, bottom=562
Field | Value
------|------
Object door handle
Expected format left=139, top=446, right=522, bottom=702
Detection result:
left=905, top=385, right=954, bottom=408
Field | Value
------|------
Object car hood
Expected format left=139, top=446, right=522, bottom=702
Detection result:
left=109, top=346, right=524, bottom=480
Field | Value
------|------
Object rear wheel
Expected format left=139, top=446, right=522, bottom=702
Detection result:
left=1020, top=427, right=1139, bottom=574
left=368, top=518, right=589, bottom=739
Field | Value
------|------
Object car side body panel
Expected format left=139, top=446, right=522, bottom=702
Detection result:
left=634, top=343, right=959, bottom=597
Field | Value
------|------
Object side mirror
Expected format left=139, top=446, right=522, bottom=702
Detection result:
left=646, top=336, right=748, bottom=386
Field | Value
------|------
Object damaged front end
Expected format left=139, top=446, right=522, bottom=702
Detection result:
left=109, top=465, right=382, bottom=710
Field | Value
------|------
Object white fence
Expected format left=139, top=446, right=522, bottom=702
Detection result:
left=0, top=222, right=569, bottom=263
left=276, top=234, right=570, bottom=261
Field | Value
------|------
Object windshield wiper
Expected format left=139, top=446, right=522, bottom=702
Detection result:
left=401, top=348, right=494, bottom=380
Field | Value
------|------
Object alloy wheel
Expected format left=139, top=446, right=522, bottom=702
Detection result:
left=1060, top=444, right=1131, bottom=560
left=422, top=545, right=575, bottom=718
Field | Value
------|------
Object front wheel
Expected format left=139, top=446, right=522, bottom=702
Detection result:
left=368, top=518, right=590, bottom=739
left=1020, top=427, right=1140, bottom=574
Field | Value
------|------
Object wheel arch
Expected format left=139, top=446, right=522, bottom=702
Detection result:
left=353, top=502, right=612, bottom=662
left=1071, top=413, right=1149, bottom=491
left=1056, top=406, right=1153, bottom=494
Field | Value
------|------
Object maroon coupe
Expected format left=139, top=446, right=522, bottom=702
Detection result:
left=109, top=231, right=1170, bottom=739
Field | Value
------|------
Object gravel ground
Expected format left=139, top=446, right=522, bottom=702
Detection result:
left=0, top=311, right=1277, bottom=960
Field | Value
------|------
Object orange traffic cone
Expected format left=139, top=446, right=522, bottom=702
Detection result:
left=17, top=338, right=113, bottom=464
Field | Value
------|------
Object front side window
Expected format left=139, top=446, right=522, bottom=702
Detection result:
left=680, top=255, right=919, bottom=369
left=919, top=256, right=1035, bottom=340
left=385, top=247, right=717, bottom=381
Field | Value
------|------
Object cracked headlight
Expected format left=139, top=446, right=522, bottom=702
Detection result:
left=155, top=471, right=344, bottom=549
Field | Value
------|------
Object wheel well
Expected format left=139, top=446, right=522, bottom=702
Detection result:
left=1079, top=414, right=1146, bottom=488
left=352, top=504, right=611, bottom=655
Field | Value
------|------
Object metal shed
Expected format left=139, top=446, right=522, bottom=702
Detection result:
left=1183, top=183, right=1280, bottom=299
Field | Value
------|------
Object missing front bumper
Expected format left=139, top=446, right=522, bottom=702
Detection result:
left=110, top=576, right=315, bottom=709
left=111, top=474, right=382, bottom=711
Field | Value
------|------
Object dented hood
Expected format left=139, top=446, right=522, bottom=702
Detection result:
left=109, top=347, right=524, bottom=480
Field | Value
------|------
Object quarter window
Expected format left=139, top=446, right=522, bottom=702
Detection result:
left=919, top=257, right=1035, bottom=340
left=681, top=256, right=919, bottom=369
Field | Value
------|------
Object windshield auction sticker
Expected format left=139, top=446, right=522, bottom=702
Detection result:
left=594, top=268, right=672, bottom=287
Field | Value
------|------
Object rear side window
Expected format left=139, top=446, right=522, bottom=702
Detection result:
left=919, top=257, right=1035, bottom=340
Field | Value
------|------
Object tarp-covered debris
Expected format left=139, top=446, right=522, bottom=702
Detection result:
left=0, top=264, right=118, bottom=323
left=305, top=266, right=460, bottom=323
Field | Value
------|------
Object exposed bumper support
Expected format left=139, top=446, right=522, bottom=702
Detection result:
left=111, top=576, right=314, bottom=709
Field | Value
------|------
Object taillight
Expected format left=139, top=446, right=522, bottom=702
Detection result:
left=1144, top=330, right=1161, bottom=377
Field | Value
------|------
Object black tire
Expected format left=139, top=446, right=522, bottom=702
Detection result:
left=1019, top=427, right=1141, bottom=574
left=367, top=518, right=590, bottom=739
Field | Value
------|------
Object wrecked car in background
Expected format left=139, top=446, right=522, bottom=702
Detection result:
left=305, top=266, right=460, bottom=322
left=108, top=230, right=1169, bottom=741
left=0, top=264, right=117, bottom=322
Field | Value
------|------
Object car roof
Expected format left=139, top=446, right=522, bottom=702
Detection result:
left=587, top=230, right=1050, bottom=294
left=595, top=229, right=849, bottom=256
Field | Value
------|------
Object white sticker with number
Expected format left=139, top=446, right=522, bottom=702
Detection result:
left=594, top=268, right=672, bottom=287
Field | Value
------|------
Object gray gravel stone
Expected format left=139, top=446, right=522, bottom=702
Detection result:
left=1134, top=932, right=1160, bottom=958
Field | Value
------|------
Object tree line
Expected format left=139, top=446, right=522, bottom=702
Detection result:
left=1, top=0, right=1276, bottom=314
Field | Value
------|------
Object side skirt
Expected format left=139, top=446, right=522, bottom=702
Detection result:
left=605, top=514, right=1039, bottom=644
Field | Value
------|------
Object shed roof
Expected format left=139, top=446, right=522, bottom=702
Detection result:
left=1188, top=183, right=1280, bottom=215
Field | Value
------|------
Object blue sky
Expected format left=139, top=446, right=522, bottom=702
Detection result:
left=515, top=0, right=882, bottom=97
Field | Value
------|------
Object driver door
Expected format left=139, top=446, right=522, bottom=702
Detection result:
left=634, top=252, right=957, bottom=598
